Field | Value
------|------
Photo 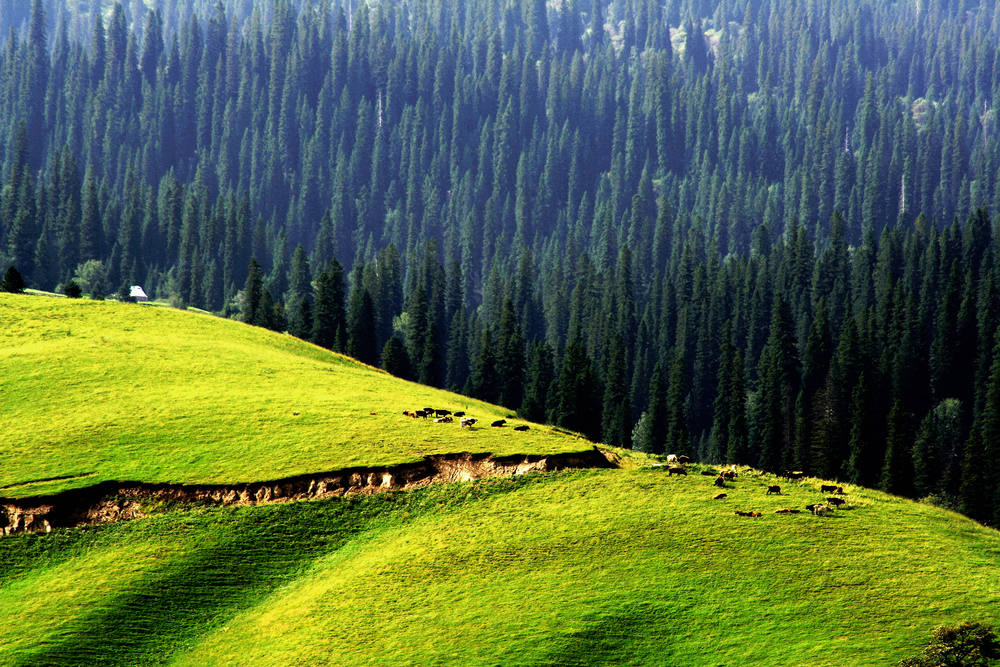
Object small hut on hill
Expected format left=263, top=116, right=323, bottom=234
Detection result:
left=129, top=286, right=149, bottom=303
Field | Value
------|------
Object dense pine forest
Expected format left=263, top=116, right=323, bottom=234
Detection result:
left=4, top=0, right=1000, bottom=525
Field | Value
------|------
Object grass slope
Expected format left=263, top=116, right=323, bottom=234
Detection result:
left=0, top=294, right=587, bottom=498
left=0, top=469, right=998, bottom=666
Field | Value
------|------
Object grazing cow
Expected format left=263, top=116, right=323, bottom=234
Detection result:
left=783, top=470, right=805, bottom=479
left=766, top=485, right=781, bottom=495
left=721, top=470, right=738, bottom=481
left=435, top=409, right=452, bottom=417
left=414, top=410, right=428, bottom=418
left=820, top=484, right=839, bottom=494
left=423, top=407, right=435, bottom=414
left=713, top=493, right=728, bottom=500
left=774, top=508, right=801, bottom=514
left=666, top=454, right=679, bottom=464
left=677, top=455, right=691, bottom=465
left=434, top=416, right=453, bottom=423
left=667, top=466, right=687, bottom=476
left=460, top=417, right=477, bottom=429
left=701, top=469, right=718, bottom=476
left=491, top=419, right=506, bottom=427
left=403, top=410, right=412, bottom=417
left=714, top=476, right=727, bottom=488
left=513, top=425, right=529, bottom=431
left=453, top=411, right=466, bottom=417
left=826, top=497, right=846, bottom=507
left=806, top=503, right=831, bottom=516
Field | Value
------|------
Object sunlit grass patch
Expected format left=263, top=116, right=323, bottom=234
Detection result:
left=0, top=469, right=996, bottom=666
left=1, top=294, right=589, bottom=496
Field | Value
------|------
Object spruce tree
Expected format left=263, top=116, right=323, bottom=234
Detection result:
left=602, top=335, right=632, bottom=448
left=346, top=288, right=378, bottom=366
left=2, top=266, right=25, bottom=293
left=242, top=258, right=264, bottom=325
left=468, top=328, right=500, bottom=404
left=556, top=334, right=602, bottom=441
left=521, top=340, right=555, bottom=423
left=381, top=337, right=412, bottom=379
left=880, top=399, right=913, bottom=496
left=312, top=259, right=347, bottom=351
left=665, top=350, right=690, bottom=457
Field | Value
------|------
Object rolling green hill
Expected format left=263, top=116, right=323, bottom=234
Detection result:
left=2, top=293, right=1000, bottom=666
left=0, top=468, right=998, bottom=666
left=0, top=294, right=588, bottom=498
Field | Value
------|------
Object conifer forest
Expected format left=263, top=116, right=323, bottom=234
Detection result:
left=4, top=0, right=1000, bottom=525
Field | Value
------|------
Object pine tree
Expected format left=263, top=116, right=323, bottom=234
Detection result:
left=880, top=399, right=913, bottom=496
left=346, top=287, right=378, bottom=365
left=756, top=294, right=801, bottom=472
left=468, top=328, right=500, bottom=404
left=242, top=258, right=264, bottom=325
left=381, top=337, right=412, bottom=379
left=602, top=334, right=631, bottom=448
left=495, top=300, right=526, bottom=409
left=2, top=266, right=26, bottom=293
left=556, top=334, right=602, bottom=441
left=312, top=259, right=347, bottom=351
left=521, top=340, right=555, bottom=423
left=665, top=350, right=690, bottom=457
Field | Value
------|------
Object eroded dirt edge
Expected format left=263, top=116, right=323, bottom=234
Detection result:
left=0, top=447, right=617, bottom=536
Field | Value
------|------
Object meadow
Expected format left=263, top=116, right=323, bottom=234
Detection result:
left=4, top=292, right=1000, bottom=666
left=0, top=468, right=997, bottom=666
left=0, top=294, right=589, bottom=498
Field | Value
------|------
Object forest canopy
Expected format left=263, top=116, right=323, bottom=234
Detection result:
left=4, top=0, right=1000, bottom=525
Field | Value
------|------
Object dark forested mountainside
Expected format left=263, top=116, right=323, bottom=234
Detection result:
left=4, top=0, right=1000, bottom=525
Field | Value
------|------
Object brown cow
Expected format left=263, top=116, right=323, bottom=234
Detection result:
left=774, top=508, right=801, bottom=514
left=460, top=417, right=477, bottom=429
left=766, top=485, right=781, bottom=495
left=721, top=470, right=737, bottom=481
left=667, top=466, right=687, bottom=476
left=734, top=510, right=762, bottom=517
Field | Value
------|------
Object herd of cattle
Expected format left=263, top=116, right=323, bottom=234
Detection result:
left=661, top=455, right=851, bottom=518
left=402, top=408, right=531, bottom=431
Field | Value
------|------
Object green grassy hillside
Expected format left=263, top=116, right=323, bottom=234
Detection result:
left=0, top=468, right=998, bottom=666
left=0, top=294, right=588, bottom=498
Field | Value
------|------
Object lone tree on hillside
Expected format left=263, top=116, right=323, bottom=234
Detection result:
left=2, top=266, right=25, bottom=293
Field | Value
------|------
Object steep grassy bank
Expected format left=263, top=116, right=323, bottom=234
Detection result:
left=0, top=294, right=587, bottom=498
left=1, top=468, right=997, bottom=666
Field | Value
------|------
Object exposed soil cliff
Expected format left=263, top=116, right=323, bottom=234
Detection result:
left=0, top=448, right=615, bottom=536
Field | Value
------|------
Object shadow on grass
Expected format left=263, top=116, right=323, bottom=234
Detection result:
left=13, top=500, right=368, bottom=666
left=10, top=474, right=553, bottom=666
left=542, top=602, right=671, bottom=666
